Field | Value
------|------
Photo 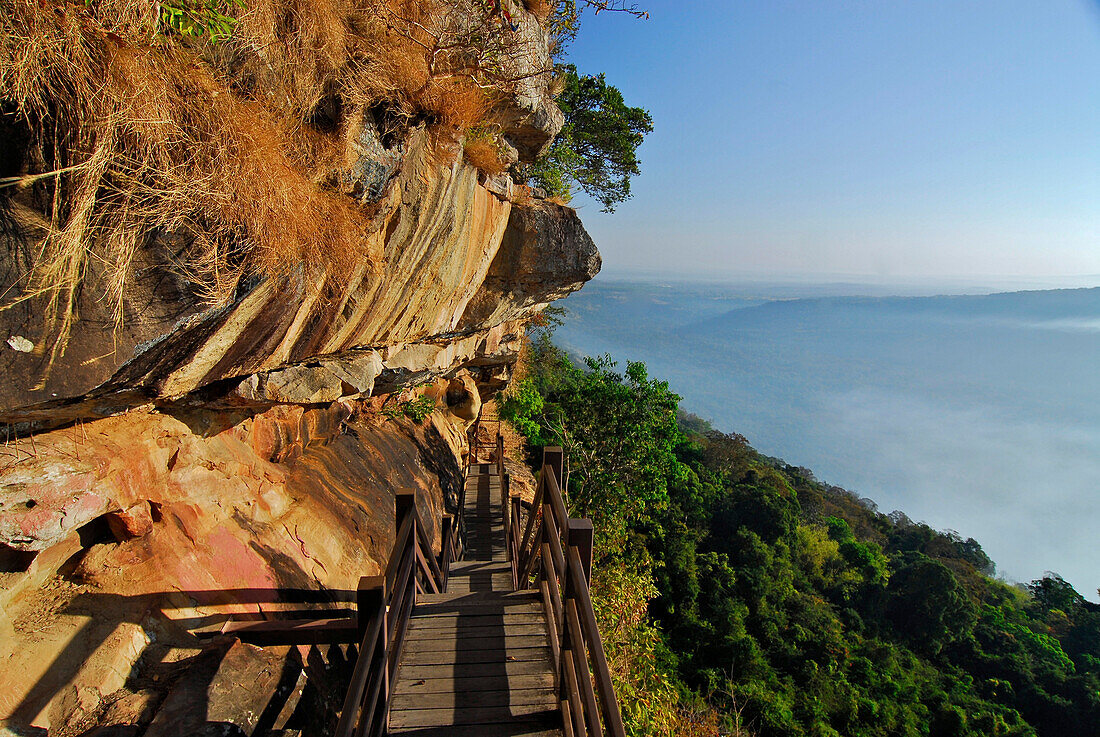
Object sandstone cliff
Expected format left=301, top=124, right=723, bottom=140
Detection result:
left=0, top=1, right=598, bottom=733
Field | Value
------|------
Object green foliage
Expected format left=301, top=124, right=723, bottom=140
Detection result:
left=159, top=0, right=245, bottom=43
left=498, top=379, right=548, bottom=444
left=502, top=340, right=681, bottom=529
left=508, top=336, right=1100, bottom=737
left=529, top=65, right=653, bottom=212
left=886, top=555, right=976, bottom=654
left=591, top=560, right=686, bottom=736
left=382, top=394, right=436, bottom=424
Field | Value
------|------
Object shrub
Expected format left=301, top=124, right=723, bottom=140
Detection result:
left=159, top=0, right=245, bottom=42
left=382, top=394, right=436, bottom=424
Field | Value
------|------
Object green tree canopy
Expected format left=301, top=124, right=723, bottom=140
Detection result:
left=529, top=64, right=653, bottom=212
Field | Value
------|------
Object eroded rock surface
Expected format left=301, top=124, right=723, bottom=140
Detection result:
left=2, top=146, right=595, bottom=431
left=0, top=398, right=466, bottom=734
left=461, top=200, right=602, bottom=328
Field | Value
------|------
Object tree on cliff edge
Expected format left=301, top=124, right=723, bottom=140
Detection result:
left=528, top=64, right=653, bottom=212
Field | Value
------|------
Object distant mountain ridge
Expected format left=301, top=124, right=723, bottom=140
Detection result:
left=686, top=286, right=1100, bottom=334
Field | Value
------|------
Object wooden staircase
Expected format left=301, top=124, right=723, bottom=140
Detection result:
left=388, top=463, right=563, bottom=736
left=213, top=431, right=624, bottom=737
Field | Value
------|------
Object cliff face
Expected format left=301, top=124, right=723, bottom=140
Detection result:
left=0, top=1, right=597, bottom=733
left=1, top=139, right=598, bottom=429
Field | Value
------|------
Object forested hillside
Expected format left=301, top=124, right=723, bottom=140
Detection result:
left=501, top=334, right=1100, bottom=737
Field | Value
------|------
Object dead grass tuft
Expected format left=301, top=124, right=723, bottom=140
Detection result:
left=419, top=78, right=493, bottom=130
left=0, top=0, right=540, bottom=371
left=0, top=0, right=378, bottom=368
left=525, top=0, right=553, bottom=22
left=463, top=132, right=508, bottom=176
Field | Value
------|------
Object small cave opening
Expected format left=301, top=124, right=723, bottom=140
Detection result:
left=368, top=101, right=419, bottom=150
left=53, top=513, right=126, bottom=580
left=77, top=513, right=118, bottom=548
left=0, top=545, right=37, bottom=573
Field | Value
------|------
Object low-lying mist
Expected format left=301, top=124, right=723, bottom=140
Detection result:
left=555, top=279, right=1100, bottom=599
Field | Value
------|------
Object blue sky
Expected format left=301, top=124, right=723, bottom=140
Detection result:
left=564, top=0, right=1100, bottom=281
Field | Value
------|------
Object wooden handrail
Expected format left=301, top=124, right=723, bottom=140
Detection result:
left=504, top=438, right=627, bottom=737
left=334, top=487, right=461, bottom=737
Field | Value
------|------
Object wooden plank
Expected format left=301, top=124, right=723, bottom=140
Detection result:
left=407, top=612, right=547, bottom=629
left=413, top=602, right=541, bottom=620
left=388, top=720, right=561, bottom=736
left=447, top=558, right=509, bottom=568
left=390, top=704, right=560, bottom=728
left=396, top=659, right=552, bottom=681
left=400, top=645, right=550, bottom=665
left=418, top=590, right=538, bottom=603
left=219, top=617, right=357, bottom=645
left=426, top=573, right=510, bottom=584
left=442, top=583, right=514, bottom=595
left=448, top=558, right=510, bottom=568
left=391, top=672, right=555, bottom=694
left=435, top=585, right=512, bottom=594
left=412, top=601, right=542, bottom=615
left=401, top=635, right=549, bottom=654
left=391, top=687, right=556, bottom=711
left=443, top=579, right=514, bottom=589
left=446, top=559, right=509, bottom=568
left=415, top=591, right=534, bottom=602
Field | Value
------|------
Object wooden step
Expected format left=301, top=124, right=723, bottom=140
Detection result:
left=401, top=645, right=550, bottom=665
left=388, top=723, right=561, bottom=737
left=385, top=463, right=562, bottom=737
left=391, top=671, right=555, bottom=695
left=389, top=704, right=561, bottom=728
left=391, top=687, right=556, bottom=710
left=416, top=591, right=539, bottom=609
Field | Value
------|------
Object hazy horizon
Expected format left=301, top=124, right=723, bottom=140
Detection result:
left=593, top=267, right=1100, bottom=295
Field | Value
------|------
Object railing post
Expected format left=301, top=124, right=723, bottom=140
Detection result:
left=439, top=515, right=453, bottom=588
left=396, top=490, right=417, bottom=596
left=350, top=575, right=387, bottom=737
left=356, top=575, right=386, bottom=640
left=396, top=490, right=416, bottom=527
left=567, top=518, right=594, bottom=586
left=502, top=473, right=511, bottom=561
left=510, top=495, right=522, bottom=589
left=542, top=446, right=564, bottom=489
left=470, top=418, right=480, bottom=464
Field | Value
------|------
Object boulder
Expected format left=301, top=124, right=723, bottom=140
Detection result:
left=105, top=502, right=154, bottom=540
left=460, top=200, right=602, bottom=328
left=144, top=641, right=298, bottom=737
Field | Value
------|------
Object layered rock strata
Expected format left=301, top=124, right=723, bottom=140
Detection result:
left=0, top=2, right=600, bottom=733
